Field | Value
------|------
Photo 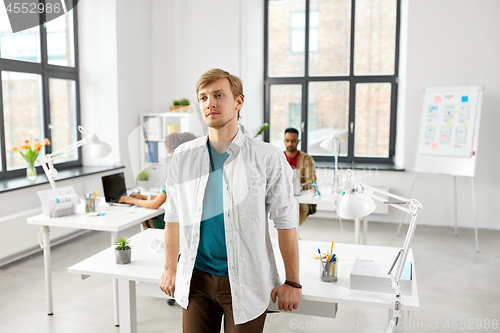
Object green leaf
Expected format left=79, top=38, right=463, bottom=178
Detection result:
left=254, top=123, right=269, bottom=138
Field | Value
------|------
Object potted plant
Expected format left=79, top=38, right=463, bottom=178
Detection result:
left=115, top=237, right=131, bottom=264
left=239, top=123, right=270, bottom=138
left=169, top=98, right=192, bottom=113
left=137, top=170, right=149, bottom=190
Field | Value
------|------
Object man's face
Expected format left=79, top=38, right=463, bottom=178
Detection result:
left=284, top=132, right=300, bottom=152
left=198, top=78, right=243, bottom=129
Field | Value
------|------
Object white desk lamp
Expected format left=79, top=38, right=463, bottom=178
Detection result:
left=319, top=135, right=344, bottom=234
left=38, top=125, right=112, bottom=189
left=338, top=169, right=423, bottom=333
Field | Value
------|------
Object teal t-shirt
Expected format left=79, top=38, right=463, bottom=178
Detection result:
left=194, top=142, right=229, bottom=276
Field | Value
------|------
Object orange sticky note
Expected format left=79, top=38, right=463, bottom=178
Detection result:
left=434, top=96, right=442, bottom=102
left=431, top=142, right=439, bottom=149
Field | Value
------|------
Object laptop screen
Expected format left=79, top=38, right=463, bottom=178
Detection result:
left=102, top=172, right=128, bottom=202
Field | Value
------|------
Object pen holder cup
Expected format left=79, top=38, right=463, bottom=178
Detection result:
left=84, top=197, right=100, bottom=213
left=320, top=258, right=338, bottom=282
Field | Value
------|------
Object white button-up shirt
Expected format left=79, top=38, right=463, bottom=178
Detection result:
left=164, top=129, right=297, bottom=324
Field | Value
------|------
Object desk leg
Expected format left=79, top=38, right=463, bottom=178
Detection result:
left=41, top=226, right=53, bottom=315
left=354, top=218, right=360, bottom=245
left=118, top=279, right=137, bottom=333
left=111, top=232, right=120, bottom=327
left=362, top=217, right=368, bottom=245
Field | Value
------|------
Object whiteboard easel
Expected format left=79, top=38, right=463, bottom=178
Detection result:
left=397, top=86, right=484, bottom=252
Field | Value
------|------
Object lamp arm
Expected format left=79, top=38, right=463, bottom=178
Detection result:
left=394, top=212, right=420, bottom=282
left=48, top=139, right=87, bottom=158
left=362, top=184, right=422, bottom=215
left=38, top=155, right=57, bottom=189
left=358, top=183, right=423, bottom=282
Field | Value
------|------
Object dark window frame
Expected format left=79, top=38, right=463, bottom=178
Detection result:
left=264, top=0, right=401, bottom=164
left=0, top=0, right=81, bottom=181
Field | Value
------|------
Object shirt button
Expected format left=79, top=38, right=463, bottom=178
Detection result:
left=194, top=233, right=199, bottom=237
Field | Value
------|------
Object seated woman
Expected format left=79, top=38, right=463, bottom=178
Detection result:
left=119, top=132, right=197, bottom=228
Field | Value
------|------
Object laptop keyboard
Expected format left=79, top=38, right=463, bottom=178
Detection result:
left=109, top=202, right=134, bottom=207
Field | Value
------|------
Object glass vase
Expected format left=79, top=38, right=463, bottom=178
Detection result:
left=27, top=163, right=37, bottom=183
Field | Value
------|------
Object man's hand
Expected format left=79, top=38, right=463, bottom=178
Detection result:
left=159, top=269, right=176, bottom=297
left=302, top=183, right=312, bottom=190
left=271, top=284, right=302, bottom=311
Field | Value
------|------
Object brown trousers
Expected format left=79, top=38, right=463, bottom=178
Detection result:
left=183, top=268, right=267, bottom=333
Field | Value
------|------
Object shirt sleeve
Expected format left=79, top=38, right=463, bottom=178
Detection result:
left=164, top=155, right=179, bottom=223
left=266, top=150, right=297, bottom=229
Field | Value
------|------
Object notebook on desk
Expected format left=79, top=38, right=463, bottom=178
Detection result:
left=102, top=172, right=133, bottom=206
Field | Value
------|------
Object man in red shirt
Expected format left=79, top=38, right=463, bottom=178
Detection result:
left=283, top=128, right=317, bottom=225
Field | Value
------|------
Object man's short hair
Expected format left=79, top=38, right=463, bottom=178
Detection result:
left=164, top=132, right=197, bottom=154
left=284, top=128, right=299, bottom=137
left=196, top=68, right=244, bottom=119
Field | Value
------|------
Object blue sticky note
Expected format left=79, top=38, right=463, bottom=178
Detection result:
left=462, top=96, right=468, bottom=102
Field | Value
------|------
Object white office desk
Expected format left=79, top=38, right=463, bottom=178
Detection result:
left=27, top=201, right=164, bottom=326
left=296, top=190, right=369, bottom=244
left=68, top=229, right=419, bottom=333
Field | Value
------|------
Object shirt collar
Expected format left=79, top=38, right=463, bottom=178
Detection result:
left=198, top=128, right=244, bottom=158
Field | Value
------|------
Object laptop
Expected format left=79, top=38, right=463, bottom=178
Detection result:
left=101, top=172, right=133, bottom=206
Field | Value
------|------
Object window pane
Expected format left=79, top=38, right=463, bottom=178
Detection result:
left=269, top=84, right=302, bottom=150
left=0, top=22, right=41, bottom=63
left=2, top=71, right=44, bottom=170
left=46, top=11, right=75, bottom=66
left=309, top=0, right=351, bottom=76
left=268, top=0, right=305, bottom=77
left=354, top=0, right=397, bottom=75
left=354, top=83, right=391, bottom=157
left=49, top=78, right=78, bottom=162
left=307, top=81, right=349, bottom=156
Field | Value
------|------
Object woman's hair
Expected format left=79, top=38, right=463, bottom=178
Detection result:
left=164, top=132, right=197, bottom=154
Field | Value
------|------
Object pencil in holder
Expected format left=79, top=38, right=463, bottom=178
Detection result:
left=84, top=197, right=96, bottom=213
left=320, top=257, right=338, bottom=282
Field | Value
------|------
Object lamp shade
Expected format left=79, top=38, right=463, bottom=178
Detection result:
left=90, top=141, right=112, bottom=159
left=338, top=191, right=376, bottom=219
left=85, top=131, right=112, bottom=160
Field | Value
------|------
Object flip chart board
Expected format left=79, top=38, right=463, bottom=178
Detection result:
left=414, top=86, right=484, bottom=177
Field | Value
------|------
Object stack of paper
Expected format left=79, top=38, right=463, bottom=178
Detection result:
left=349, top=259, right=413, bottom=295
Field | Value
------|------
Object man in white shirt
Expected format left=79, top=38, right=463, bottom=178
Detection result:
left=159, top=68, right=301, bottom=332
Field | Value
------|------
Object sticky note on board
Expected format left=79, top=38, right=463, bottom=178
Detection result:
left=431, top=142, right=439, bottom=149
left=462, top=96, right=468, bottom=102
left=434, top=96, right=442, bottom=102
left=446, top=121, right=454, bottom=128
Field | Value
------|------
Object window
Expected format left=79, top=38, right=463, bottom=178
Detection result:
left=0, top=2, right=80, bottom=180
left=265, top=0, right=400, bottom=164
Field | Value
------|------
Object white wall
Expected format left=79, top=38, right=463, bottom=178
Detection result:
left=396, top=0, right=500, bottom=230
left=78, top=0, right=121, bottom=166
left=115, top=0, right=153, bottom=187
left=80, top=0, right=154, bottom=187
left=150, top=0, right=264, bottom=134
